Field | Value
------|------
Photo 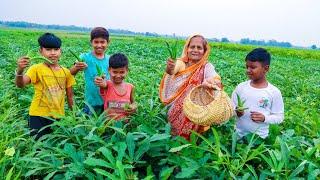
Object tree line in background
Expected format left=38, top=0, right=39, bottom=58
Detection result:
left=0, top=20, right=318, bottom=49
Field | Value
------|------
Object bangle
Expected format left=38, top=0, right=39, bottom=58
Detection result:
left=15, top=70, right=23, bottom=77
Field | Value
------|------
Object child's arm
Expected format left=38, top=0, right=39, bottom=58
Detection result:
left=125, top=86, right=137, bottom=115
left=130, top=86, right=135, bottom=104
left=15, top=57, right=31, bottom=88
left=69, top=62, right=87, bottom=76
left=94, top=76, right=107, bottom=88
left=66, top=87, right=74, bottom=109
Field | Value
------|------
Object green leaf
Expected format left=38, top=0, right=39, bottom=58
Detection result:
left=98, top=147, right=115, bottom=166
left=169, top=144, right=191, bottom=152
left=84, top=157, right=113, bottom=169
left=96, top=64, right=103, bottom=76
left=116, top=160, right=126, bottom=180
left=236, top=93, right=248, bottom=111
left=279, top=138, right=290, bottom=168
left=126, top=133, right=135, bottom=160
left=94, top=168, right=117, bottom=179
left=159, top=166, right=174, bottom=180
left=164, top=39, right=178, bottom=60
left=43, top=171, right=57, bottom=180
left=246, top=165, right=258, bottom=180
left=5, top=167, right=14, bottom=180
left=308, top=168, right=320, bottom=179
left=69, top=49, right=81, bottom=61
left=29, top=56, right=54, bottom=64
left=146, top=165, right=154, bottom=178
left=231, top=131, right=237, bottom=157
left=289, top=160, right=307, bottom=178
left=135, top=139, right=150, bottom=161
left=149, top=134, right=171, bottom=142
left=175, top=166, right=198, bottom=178
left=115, top=142, right=127, bottom=161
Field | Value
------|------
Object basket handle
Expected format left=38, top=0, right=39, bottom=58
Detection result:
left=197, top=84, right=221, bottom=98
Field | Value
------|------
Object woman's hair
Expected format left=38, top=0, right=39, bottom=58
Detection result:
left=90, top=27, right=109, bottom=42
left=109, top=53, right=129, bottom=68
left=246, top=48, right=271, bottom=65
left=38, top=33, right=61, bottom=48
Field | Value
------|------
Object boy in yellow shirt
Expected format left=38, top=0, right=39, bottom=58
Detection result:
left=15, top=33, right=75, bottom=140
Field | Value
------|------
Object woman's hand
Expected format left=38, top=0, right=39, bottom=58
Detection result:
left=94, top=76, right=106, bottom=88
left=165, top=58, right=175, bottom=75
left=202, top=78, right=222, bottom=90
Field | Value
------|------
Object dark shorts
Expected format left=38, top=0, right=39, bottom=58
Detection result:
left=83, top=104, right=104, bottom=116
left=29, top=116, right=54, bottom=140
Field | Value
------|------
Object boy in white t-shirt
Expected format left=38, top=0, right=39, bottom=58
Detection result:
left=231, top=48, right=284, bottom=139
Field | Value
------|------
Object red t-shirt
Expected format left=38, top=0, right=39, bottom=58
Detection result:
left=100, top=80, right=133, bottom=120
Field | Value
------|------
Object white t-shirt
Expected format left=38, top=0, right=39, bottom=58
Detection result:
left=231, top=80, right=284, bottom=138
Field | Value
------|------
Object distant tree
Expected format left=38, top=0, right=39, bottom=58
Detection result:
left=240, top=38, right=250, bottom=44
left=221, top=37, right=229, bottom=43
left=311, top=45, right=317, bottom=49
left=208, top=38, right=220, bottom=42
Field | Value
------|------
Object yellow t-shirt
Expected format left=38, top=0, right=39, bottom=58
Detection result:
left=26, top=63, right=76, bottom=118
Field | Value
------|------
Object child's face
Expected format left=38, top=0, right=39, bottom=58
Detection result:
left=40, top=47, right=61, bottom=64
left=187, top=36, right=205, bottom=62
left=91, top=37, right=108, bottom=55
left=246, top=60, right=269, bottom=81
left=109, top=67, right=128, bottom=84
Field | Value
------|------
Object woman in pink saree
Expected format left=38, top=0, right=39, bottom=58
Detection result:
left=159, top=34, right=222, bottom=139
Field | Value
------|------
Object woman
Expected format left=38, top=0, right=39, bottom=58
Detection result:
left=159, top=34, right=222, bottom=139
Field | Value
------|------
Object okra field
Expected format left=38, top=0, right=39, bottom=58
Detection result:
left=0, top=28, right=319, bottom=179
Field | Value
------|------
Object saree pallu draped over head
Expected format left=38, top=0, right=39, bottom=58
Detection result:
left=159, top=34, right=211, bottom=139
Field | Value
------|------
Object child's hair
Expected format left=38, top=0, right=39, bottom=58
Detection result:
left=90, top=27, right=109, bottom=42
left=109, top=53, right=129, bottom=69
left=38, top=33, right=61, bottom=48
left=245, top=48, right=271, bottom=65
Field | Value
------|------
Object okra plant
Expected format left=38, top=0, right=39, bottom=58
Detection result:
left=165, top=39, right=178, bottom=61
left=26, top=50, right=53, bottom=64
left=95, top=64, right=104, bottom=77
left=69, top=49, right=82, bottom=62
left=236, top=93, right=248, bottom=111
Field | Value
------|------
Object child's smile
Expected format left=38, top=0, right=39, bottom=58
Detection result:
left=109, top=67, right=128, bottom=84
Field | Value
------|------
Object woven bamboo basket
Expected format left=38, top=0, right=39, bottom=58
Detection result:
left=183, top=85, right=234, bottom=126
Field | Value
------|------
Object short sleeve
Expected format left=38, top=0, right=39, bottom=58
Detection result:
left=25, top=65, right=39, bottom=84
left=65, top=69, right=76, bottom=88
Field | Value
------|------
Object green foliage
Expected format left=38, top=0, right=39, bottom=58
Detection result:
left=164, top=39, right=179, bottom=60
left=0, top=28, right=319, bottom=179
left=68, top=49, right=82, bottom=62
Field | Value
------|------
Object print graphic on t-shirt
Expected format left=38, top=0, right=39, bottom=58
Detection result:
left=108, top=101, right=128, bottom=109
left=39, top=75, right=66, bottom=111
left=258, top=97, right=269, bottom=109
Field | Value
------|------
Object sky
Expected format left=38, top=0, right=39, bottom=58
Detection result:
left=1, top=0, right=319, bottom=47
